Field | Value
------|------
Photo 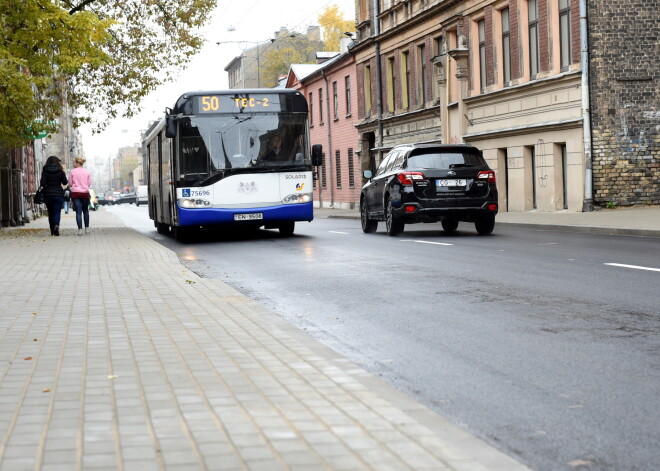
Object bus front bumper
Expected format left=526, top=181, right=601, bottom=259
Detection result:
left=177, top=202, right=314, bottom=227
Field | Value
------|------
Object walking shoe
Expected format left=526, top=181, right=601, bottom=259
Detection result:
left=54, top=225, right=59, bottom=236
left=85, top=227, right=90, bottom=234
left=78, top=228, right=83, bottom=236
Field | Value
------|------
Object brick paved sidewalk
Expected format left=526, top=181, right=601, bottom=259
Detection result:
left=0, top=209, right=530, bottom=471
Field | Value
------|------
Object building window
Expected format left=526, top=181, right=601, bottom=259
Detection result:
left=401, top=51, right=410, bottom=108
left=559, top=0, right=571, bottom=69
left=364, top=65, right=372, bottom=115
left=345, top=76, right=352, bottom=116
left=501, top=8, right=511, bottom=84
left=416, top=44, right=427, bottom=105
left=433, top=35, right=444, bottom=101
left=528, top=0, right=539, bottom=77
left=309, top=92, right=313, bottom=125
left=478, top=19, right=487, bottom=91
left=359, top=0, right=368, bottom=21
left=387, top=57, right=396, bottom=112
left=335, top=150, right=342, bottom=188
left=333, top=81, right=338, bottom=120
left=348, top=148, right=355, bottom=188
left=318, top=88, right=324, bottom=124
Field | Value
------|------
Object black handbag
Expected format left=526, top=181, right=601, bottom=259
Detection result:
left=34, top=187, right=45, bottom=204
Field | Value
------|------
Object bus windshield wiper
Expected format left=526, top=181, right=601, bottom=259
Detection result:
left=194, top=172, right=225, bottom=186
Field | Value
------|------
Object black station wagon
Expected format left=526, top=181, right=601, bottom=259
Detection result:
left=360, top=143, right=498, bottom=236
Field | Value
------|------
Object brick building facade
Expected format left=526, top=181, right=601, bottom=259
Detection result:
left=348, top=0, right=657, bottom=212
left=287, top=44, right=362, bottom=209
left=588, top=0, right=660, bottom=206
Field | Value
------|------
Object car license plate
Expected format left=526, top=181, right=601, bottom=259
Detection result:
left=437, top=179, right=467, bottom=187
left=234, top=213, right=263, bottom=221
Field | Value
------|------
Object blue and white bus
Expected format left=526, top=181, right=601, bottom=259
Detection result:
left=143, top=89, right=322, bottom=241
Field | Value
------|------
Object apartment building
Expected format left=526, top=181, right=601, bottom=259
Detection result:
left=352, top=0, right=658, bottom=212
left=287, top=40, right=362, bottom=209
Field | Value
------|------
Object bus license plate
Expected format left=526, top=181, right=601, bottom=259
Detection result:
left=438, top=179, right=467, bottom=187
left=234, top=213, right=263, bottom=221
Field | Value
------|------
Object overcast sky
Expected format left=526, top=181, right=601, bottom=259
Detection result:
left=80, top=0, right=355, bottom=164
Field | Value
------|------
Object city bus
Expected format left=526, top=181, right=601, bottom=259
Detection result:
left=142, top=89, right=322, bottom=241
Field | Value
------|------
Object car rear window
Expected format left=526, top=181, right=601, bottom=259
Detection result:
left=407, top=151, right=486, bottom=169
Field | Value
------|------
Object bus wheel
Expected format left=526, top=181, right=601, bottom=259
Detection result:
left=172, top=226, right=191, bottom=242
left=156, top=222, right=169, bottom=235
left=279, top=222, right=295, bottom=236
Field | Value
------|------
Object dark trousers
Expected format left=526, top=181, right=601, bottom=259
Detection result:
left=72, top=198, right=90, bottom=229
left=44, top=196, right=64, bottom=233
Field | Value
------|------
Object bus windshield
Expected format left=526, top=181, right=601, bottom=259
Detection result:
left=177, top=113, right=310, bottom=186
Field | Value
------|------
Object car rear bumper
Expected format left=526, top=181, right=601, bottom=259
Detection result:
left=396, top=200, right=498, bottom=223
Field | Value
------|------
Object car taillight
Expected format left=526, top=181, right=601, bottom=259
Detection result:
left=397, top=172, right=426, bottom=185
left=477, top=170, right=496, bottom=183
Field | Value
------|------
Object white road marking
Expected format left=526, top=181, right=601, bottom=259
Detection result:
left=605, top=263, right=660, bottom=273
left=401, top=239, right=454, bottom=246
left=329, top=231, right=349, bottom=235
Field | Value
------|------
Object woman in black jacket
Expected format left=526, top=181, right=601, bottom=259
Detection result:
left=40, top=156, right=68, bottom=236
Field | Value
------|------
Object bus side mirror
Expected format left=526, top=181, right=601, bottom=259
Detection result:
left=311, top=144, right=323, bottom=166
left=363, top=170, right=373, bottom=180
left=165, top=116, right=177, bottom=138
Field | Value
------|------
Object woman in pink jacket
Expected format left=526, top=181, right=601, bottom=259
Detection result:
left=69, top=157, right=93, bottom=235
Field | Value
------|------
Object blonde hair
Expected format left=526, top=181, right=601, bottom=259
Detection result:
left=74, top=157, right=86, bottom=166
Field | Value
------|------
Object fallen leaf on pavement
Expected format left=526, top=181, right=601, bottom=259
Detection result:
left=24, top=357, right=32, bottom=361
left=568, top=459, right=593, bottom=467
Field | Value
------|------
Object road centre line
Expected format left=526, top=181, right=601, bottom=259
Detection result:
left=401, top=239, right=454, bottom=246
left=329, top=231, right=350, bottom=235
left=605, top=263, right=660, bottom=273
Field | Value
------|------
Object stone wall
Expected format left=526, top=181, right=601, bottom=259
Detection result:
left=588, top=0, right=660, bottom=206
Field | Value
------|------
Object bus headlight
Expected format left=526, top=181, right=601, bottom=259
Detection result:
left=282, top=193, right=312, bottom=204
left=179, top=198, right=211, bottom=208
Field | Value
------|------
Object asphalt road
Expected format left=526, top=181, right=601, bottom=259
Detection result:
left=110, top=204, right=660, bottom=471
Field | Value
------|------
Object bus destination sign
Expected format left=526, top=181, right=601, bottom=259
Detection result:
left=196, top=94, right=280, bottom=114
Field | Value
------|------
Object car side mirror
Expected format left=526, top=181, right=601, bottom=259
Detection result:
left=165, top=116, right=177, bottom=138
left=363, top=170, right=373, bottom=180
left=311, top=144, right=323, bottom=166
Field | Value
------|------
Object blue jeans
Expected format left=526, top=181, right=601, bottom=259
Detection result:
left=72, top=198, right=90, bottom=230
left=44, top=196, right=64, bottom=233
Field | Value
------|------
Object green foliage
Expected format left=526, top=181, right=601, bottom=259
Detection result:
left=605, top=200, right=618, bottom=209
left=318, top=4, right=355, bottom=52
left=0, top=0, right=217, bottom=147
left=1, top=0, right=112, bottom=146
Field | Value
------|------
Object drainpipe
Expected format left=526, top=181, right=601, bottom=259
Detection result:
left=580, top=0, right=593, bottom=211
left=373, top=0, right=383, bottom=151
left=322, top=69, right=334, bottom=207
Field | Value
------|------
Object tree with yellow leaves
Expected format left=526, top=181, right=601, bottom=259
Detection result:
left=318, top=4, right=355, bottom=52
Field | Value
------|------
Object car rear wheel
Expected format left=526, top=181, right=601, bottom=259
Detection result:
left=475, top=214, right=495, bottom=235
left=441, top=218, right=459, bottom=232
left=360, top=198, right=378, bottom=233
left=386, top=199, right=404, bottom=236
